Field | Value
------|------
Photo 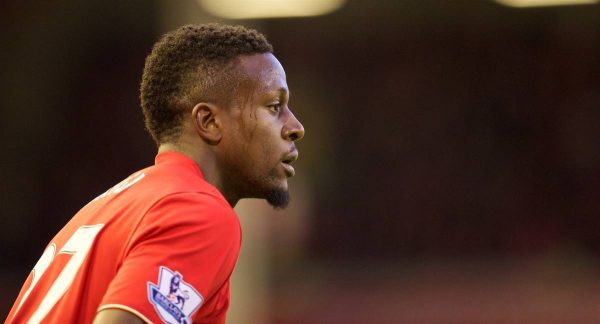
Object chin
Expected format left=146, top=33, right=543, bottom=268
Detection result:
left=265, top=188, right=290, bottom=209
left=251, top=172, right=290, bottom=208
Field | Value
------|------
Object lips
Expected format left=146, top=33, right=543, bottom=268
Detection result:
left=281, top=162, right=295, bottom=177
left=281, top=150, right=298, bottom=177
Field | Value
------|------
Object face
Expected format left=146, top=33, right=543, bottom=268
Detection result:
left=217, top=53, right=305, bottom=208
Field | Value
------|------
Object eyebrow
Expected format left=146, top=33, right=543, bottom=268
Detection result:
left=265, top=87, right=289, bottom=100
left=276, top=87, right=289, bottom=95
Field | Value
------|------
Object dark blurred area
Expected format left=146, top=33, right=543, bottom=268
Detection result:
left=293, top=0, right=600, bottom=259
left=0, top=0, right=157, bottom=314
left=2, top=0, right=600, bottom=322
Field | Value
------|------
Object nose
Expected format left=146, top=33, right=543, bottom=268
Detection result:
left=282, top=110, right=305, bottom=142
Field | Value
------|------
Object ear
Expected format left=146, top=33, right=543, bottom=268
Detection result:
left=192, top=102, right=222, bottom=145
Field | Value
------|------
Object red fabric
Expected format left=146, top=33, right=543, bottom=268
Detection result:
left=6, top=152, right=241, bottom=324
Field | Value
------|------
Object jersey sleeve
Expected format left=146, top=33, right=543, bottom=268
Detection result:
left=97, top=192, right=241, bottom=324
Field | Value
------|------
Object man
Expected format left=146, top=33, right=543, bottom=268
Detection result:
left=6, top=23, right=304, bottom=323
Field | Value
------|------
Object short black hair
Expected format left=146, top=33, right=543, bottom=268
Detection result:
left=140, top=23, right=273, bottom=145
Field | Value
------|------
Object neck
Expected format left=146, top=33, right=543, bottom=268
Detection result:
left=158, top=142, right=239, bottom=207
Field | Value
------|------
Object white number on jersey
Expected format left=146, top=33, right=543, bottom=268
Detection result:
left=15, top=224, right=104, bottom=323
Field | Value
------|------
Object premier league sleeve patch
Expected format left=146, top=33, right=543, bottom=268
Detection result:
left=147, top=266, right=203, bottom=324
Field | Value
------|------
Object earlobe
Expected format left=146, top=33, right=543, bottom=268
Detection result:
left=192, top=103, right=222, bottom=145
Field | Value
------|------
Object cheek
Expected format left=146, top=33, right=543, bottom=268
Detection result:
left=249, top=138, right=274, bottom=163
left=242, top=115, right=283, bottom=168
left=260, top=127, right=280, bottom=156
left=248, top=131, right=279, bottom=169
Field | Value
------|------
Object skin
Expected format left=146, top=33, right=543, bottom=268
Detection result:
left=93, top=53, right=304, bottom=323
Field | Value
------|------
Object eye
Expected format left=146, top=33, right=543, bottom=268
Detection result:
left=268, top=103, right=282, bottom=114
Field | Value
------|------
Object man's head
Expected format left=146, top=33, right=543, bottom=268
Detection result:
left=141, top=23, right=273, bottom=144
left=141, top=24, right=304, bottom=208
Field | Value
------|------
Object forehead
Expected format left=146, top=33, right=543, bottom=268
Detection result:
left=236, top=53, right=287, bottom=93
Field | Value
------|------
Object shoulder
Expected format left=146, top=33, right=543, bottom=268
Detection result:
left=133, top=158, right=228, bottom=209
left=149, top=191, right=235, bottom=220
left=123, top=191, right=241, bottom=263
left=141, top=191, right=239, bottom=238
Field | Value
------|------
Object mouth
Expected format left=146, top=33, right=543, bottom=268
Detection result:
left=281, top=150, right=298, bottom=177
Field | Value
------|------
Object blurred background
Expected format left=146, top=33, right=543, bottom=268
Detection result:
left=1, top=0, right=600, bottom=322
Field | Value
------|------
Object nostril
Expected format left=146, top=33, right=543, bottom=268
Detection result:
left=283, top=122, right=304, bottom=141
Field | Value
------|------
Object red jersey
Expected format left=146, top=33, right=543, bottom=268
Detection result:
left=6, top=152, right=242, bottom=324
